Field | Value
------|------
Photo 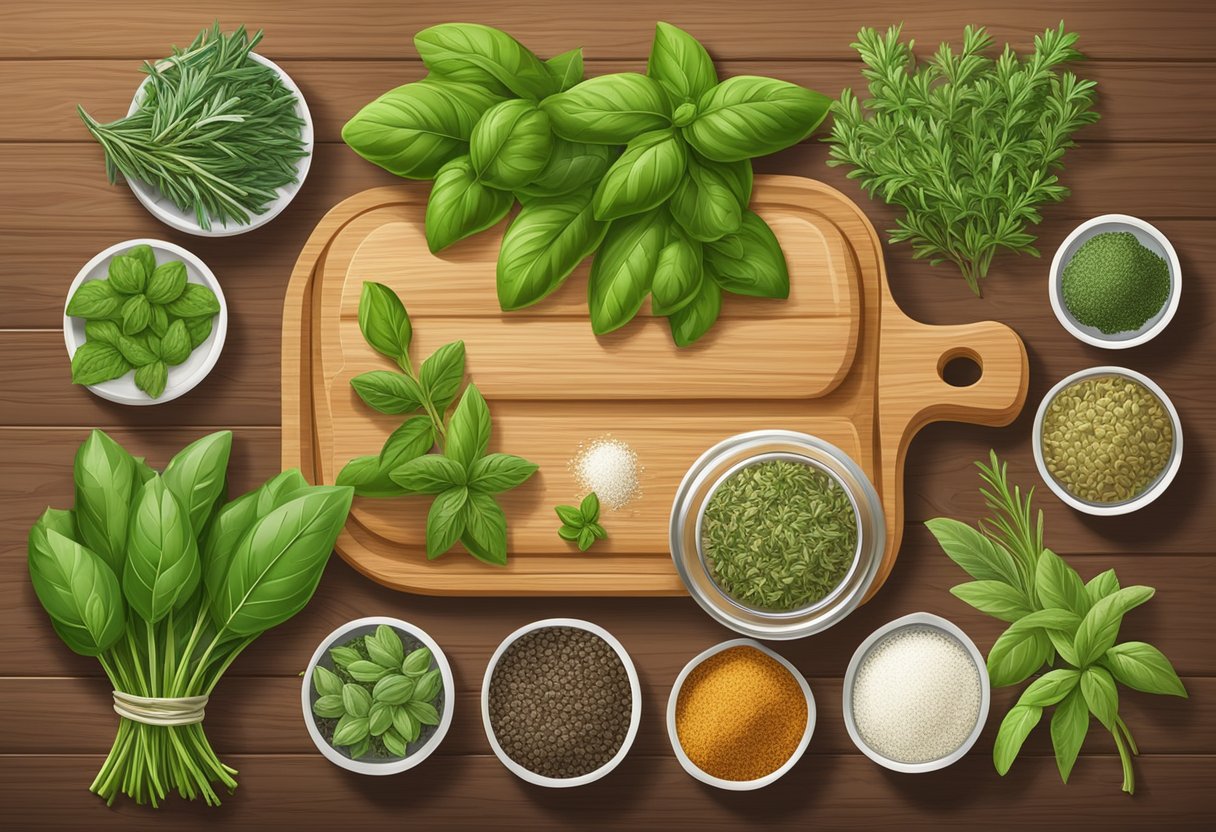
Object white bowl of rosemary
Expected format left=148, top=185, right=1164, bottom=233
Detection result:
left=79, top=26, right=313, bottom=237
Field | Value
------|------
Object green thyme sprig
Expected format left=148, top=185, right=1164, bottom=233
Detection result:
left=555, top=493, right=607, bottom=551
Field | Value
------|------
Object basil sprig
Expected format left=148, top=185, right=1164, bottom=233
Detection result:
left=337, top=282, right=538, bottom=565
left=555, top=492, right=607, bottom=552
left=927, top=452, right=1187, bottom=794
left=342, top=21, right=829, bottom=346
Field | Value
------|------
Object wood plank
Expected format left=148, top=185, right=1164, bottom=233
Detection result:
left=0, top=674, right=1205, bottom=757
left=0, top=754, right=1209, bottom=829
left=2, top=1, right=1213, bottom=59
left=7, top=59, right=1210, bottom=144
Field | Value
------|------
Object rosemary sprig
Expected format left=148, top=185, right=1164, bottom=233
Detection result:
left=78, top=25, right=306, bottom=230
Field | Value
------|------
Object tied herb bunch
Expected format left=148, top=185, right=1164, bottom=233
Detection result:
left=27, top=430, right=353, bottom=806
left=827, top=23, right=1099, bottom=294
left=337, top=282, right=538, bottom=564
left=342, top=22, right=831, bottom=345
left=927, top=453, right=1187, bottom=794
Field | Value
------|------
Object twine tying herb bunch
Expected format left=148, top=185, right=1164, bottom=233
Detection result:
left=78, top=25, right=307, bottom=231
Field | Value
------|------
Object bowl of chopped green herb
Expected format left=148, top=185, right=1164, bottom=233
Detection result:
left=1049, top=215, right=1180, bottom=348
left=670, top=431, right=885, bottom=640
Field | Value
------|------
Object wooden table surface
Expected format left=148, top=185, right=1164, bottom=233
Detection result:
left=1, top=1, right=1211, bottom=828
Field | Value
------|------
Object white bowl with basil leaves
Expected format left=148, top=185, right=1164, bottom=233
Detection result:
left=63, top=239, right=227, bottom=405
left=302, top=616, right=454, bottom=776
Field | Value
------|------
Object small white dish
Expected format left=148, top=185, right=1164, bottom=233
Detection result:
left=63, top=239, right=227, bottom=406
left=124, top=52, right=314, bottom=236
left=1033, top=366, right=1183, bottom=516
left=842, top=613, right=990, bottom=773
left=666, top=638, right=816, bottom=790
left=1049, top=214, right=1180, bottom=349
left=301, top=616, right=455, bottom=776
left=481, top=618, right=641, bottom=788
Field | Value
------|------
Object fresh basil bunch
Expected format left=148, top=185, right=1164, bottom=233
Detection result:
left=342, top=22, right=830, bottom=346
left=336, top=282, right=538, bottom=564
left=927, top=452, right=1187, bottom=794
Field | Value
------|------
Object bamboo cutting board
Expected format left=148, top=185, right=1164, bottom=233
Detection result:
left=282, top=176, right=1028, bottom=597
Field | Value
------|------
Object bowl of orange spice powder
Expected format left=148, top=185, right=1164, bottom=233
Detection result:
left=666, top=639, right=815, bottom=790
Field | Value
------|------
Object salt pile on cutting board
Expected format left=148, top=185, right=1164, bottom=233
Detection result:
left=571, top=437, right=641, bottom=510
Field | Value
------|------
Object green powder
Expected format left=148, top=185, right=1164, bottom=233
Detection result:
left=700, top=459, right=858, bottom=612
left=1061, top=231, right=1170, bottom=334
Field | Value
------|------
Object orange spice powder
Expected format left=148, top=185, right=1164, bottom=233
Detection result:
left=674, top=645, right=808, bottom=781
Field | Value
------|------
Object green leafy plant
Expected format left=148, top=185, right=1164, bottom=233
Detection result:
left=927, top=452, right=1186, bottom=794
left=342, top=21, right=830, bottom=345
left=311, top=625, right=444, bottom=759
left=66, top=245, right=219, bottom=397
left=337, top=282, right=537, bottom=564
left=555, top=492, right=607, bottom=551
left=28, top=430, right=353, bottom=806
left=826, top=23, right=1099, bottom=294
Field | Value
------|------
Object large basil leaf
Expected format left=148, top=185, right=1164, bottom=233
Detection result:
left=426, top=486, right=468, bottom=558
left=108, top=255, right=147, bottom=295
left=73, top=430, right=136, bottom=575
left=1050, top=688, right=1089, bottom=783
left=337, top=416, right=435, bottom=498
left=1102, top=641, right=1187, bottom=697
left=419, top=341, right=466, bottom=411
left=950, top=580, right=1034, bottom=623
left=545, top=48, right=584, bottom=92
left=463, top=492, right=508, bottom=565
left=669, top=154, right=752, bottom=241
left=159, top=320, right=192, bottom=365
left=668, top=274, right=721, bottom=347
left=163, top=430, right=232, bottom=533
left=211, top=486, right=353, bottom=636
left=1080, top=666, right=1119, bottom=730
left=986, top=624, right=1054, bottom=688
left=651, top=228, right=703, bottom=316
left=134, top=361, right=167, bottom=399
left=993, top=704, right=1042, bottom=775
left=358, top=282, right=412, bottom=363
left=588, top=209, right=668, bottom=335
left=1017, top=668, right=1080, bottom=707
left=66, top=280, right=121, bottom=319
left=541, top=73, right=671, bottom=144
left=924, top=517, right=1023, bottom=589
left=686, top=76, right=830, bottom=161
left=123, top=475, right=200, bottom=624
left=414, top=23, right=558, bottom=100
left=469, top=454, right=538, bottom=493
left=120, top=294, right=151, bottom=336
left=342, top=81, right=502, bottom=180
left=593, top=128, right=687, bottom=221
left=166, top=284, right=220, bottom=318
left=146, top=261, right=187, bottom=305
left=497, top=188, right=608, bottom=310
left=28, top=522, right=125, bottom=656
left=71, top=341, right=130, bottom=387
left=1084, top=569, right=1120, bottom=606
left=1072, top=585, right=1155, bottom=668
left=1034, top=548, right=1090, bottom=616
left=445, top=384, right=492, bottom=471
left=647, top=22, right=717, bottom=105
left=351, top=371, right=425, bottom=415
left=470, top=99, right=553, bottom=190
left=705, top=211, right=789, bottom=298
left=516, top=140, right=617, bottom=199
left=201, top=487, right=262, bottom=605
left=424, top=156, right=514, bottom=253
left=390, top=454, right=467, bottom=495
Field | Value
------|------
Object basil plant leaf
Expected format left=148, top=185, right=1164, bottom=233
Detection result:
left=73, top=430, right=136, bottom=575
left=366, top=624, right=405, bottom=670
left=134, top=361, right=168, bottom=399
left=424, top=156, right=514, bottom=253
left=149, top=305, right=170, bottom=337
left=145, top=261, right=188, bottom=305
left=469, top=453, right=538, bottom=493
left=127, top=245, right=157, bottom=281
left=463, top=492, right=508, bottom=565
left=668, top=275, right=722, bottom=348
left=412, top=668, right=443, bottom=702
left=579, top=492, right=600, bottom=522
left=166, top=283, right=219, bottom=318
left=332, top=714, right=370, bottom=747
left=1050, top=687, right=1089, bottom=783
left=108, top=255, right=147, bottom=295
left=924, top=517, right=1023, bottom=590
left=1080, top=665, right=1119, bottom=730
left=342, top=80, right=502, bottom=179
left=123, top=475, right=200, bottom=623
left=669, top=154, right=752, bottom=241
left=647, top=22, right=717, bottom=105
left=986, top=625, right=1054, bottom=689
left=445, top=384, right=493, bottom=471
left=160, top=319, right=193, bottom=365
left=120, top=294, right=151, bottom=336
left=993, top=704, right=1042, bottom=775
left=1084, top=569, right=1120, bottom=606
left=589, top=209, right=668, bottom=335
left=542, top=73, right=671, bottom=144
left=337, top=416, right=434, bottom=498
left=185, top=316, right=213, bottom=349
left=312, top=694, right=345, bottom=719
left=705, top=211, right=789, bottom=299
left=312, top=666, right=343, bottom=698
left=593, top=128, right=688, bottom=221
left=389, top=454, right=467, bottom=495
left=497, top=187, right=608, bottom=311
left=426, top=486, right=469, bottom=558
left=545, top=48, right=584, bottom=92
left=557, top=524, right=581, bottom=542
left=373, top=674, right=416, bottom=705
left=555, top=505, right=585, bottom=527
left=470, top=99, right=554, bottom=190
left=686, top=75, right=831, bottom=162
left=28, top=522, right=125, bottom=657
left=351, top=371, right=424, bottom=415
left=342, top=683, right=372, bottom=718
left=516, top=140, right=617, bottom=199
left=419, top=340, right=466, bottom=411
left=651, top=228, right=703, bottom=316
left=950, top=580, right=1035, bottom=623
left=1072, top=585, right=1155, bottom=668
left=1017, top=668, right=1080, bottom=707
left=116, top=334, right=156, bottom=367
left=1103, top=641, right=1187, bottom=697
left=1034, top=548, right=1091, bottom=617
left=347, top=660, right=391, bottom=684
left=358, top=282, right=412, bottom=363
left=162, top=430, right=232, bottom=534
left=414, top=23, right=559, bottom=101
left=84, top=320, right=122, bottom=346
left=67, top=280, right=121, bottom=320
left=382, top=727, right=407, bottom=758
left=71, top=341, right=130, bottom=388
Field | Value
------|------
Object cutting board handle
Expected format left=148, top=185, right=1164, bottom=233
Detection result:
left=889, top=318, right=1029, bottom=429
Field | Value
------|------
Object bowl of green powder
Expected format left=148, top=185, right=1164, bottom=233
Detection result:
left=1049, top=214, right=1179, bottom=348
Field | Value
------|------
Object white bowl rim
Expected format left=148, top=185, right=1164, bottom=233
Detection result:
left=62, top=238, right=228, bottom=405
left=665, top=638, right=817, bottom=790
left=1032, top=365, right=1183, bottom=516
left=841, top=612, right=990, bottom=773
left=123, top=51, right=314, bottom=237
left=300, top=616, right=456, bottom=776
left=1048, top=213, right=1180, bottom=349
left=480, top=617, right=642, bottom=788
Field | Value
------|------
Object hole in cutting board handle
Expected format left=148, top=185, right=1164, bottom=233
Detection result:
left=939, top=349, right=983, bottom=388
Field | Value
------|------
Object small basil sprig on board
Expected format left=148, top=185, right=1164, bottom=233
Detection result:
left=927, top=452, right=1187, bottom=794
left=341, top=21, right=829, bottom=346
left=337, top=282, right=538, bottom=565
left=66, top=244, right=219, bottom=398
left=555, top=493, right=607, bottom=551
left=312, top=625, right=444, bottom=760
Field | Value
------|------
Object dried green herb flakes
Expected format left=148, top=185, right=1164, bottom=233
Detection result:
left=700, top=459, right=857, bottom=611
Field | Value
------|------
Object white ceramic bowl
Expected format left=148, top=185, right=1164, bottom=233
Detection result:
left=1033, top=366, right=1183, bottom=516
left=842, top=612, right=990, bottom=773
left=124, top=52, right=314, bottom=236
left=666, top=638, right=816, bottom=790
left=1049, top=214, right=1180, bottom=348
left=301, top=616, right=455, bottom=776
left=63, top=239, right=227, bottom=405
left=481, top=618, right=641, bottom=788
